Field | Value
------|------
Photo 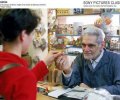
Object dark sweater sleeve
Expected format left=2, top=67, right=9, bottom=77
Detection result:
left=32, top=61, right=49, bottom=81
left=62, top=54, right=83, bottom=88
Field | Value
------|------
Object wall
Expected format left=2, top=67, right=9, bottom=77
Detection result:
left=28, top=9, right=48, bottom=67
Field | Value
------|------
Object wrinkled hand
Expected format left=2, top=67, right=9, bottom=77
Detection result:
left=43, top=51, right=63, bottom=66
left=55, top=55, right=72, bottom=74
left=80, top=83, right=90, bottom=89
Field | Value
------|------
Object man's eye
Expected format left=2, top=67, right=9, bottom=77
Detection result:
left=88, top=44, right=96, bottom=48
left=82, top=43, right=96, bottom=48
left=82, top=44, right=86, bottom=47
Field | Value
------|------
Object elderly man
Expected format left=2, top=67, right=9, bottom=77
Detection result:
left=56, top=26, right=120, bottom=95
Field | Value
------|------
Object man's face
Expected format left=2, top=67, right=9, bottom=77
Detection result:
left=82, top=35, right=103, bottom=60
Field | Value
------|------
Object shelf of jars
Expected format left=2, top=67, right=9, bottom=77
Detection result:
left=105, top=35, right=120, bottom=52
left=48, top=9, right=83, bottom=55
left=48, top=29, right=82, bottom=56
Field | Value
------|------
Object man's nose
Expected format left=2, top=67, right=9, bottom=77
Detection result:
left=84, top=45, right=90, bottom=51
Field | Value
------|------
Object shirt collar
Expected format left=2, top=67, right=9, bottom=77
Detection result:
left=91, top=49, right=104, bottom=63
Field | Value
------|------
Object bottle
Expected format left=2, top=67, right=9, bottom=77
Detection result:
left=106, top=40, right=110, bottom=49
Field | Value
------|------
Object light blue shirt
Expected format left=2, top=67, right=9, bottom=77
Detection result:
left=90, top=49, right=104, bottom=69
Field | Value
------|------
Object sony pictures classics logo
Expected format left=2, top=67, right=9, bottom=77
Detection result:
left=83, top=0, right=120, bottom=5
left=83, top=0, right=120, bottom=7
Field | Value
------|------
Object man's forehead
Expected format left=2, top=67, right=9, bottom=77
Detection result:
left=82, top=35, right=97, bottom=40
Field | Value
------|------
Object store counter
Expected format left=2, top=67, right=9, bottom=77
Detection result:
left=37, top=93, right=58, bottom=100
left=37, top=82, right=62, bottom=100
left=36, top=93, right=78, bottom=100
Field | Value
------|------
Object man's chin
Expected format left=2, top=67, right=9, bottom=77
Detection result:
left=84, top=55, right=92, bottom=60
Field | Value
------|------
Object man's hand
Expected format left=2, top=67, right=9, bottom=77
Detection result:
left=55, top=55, right=72, bottom=74
left=80, top=83, right=91, bottom=89
left=43, top=51, right=63, bottom=66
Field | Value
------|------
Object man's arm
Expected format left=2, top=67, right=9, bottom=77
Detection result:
left=62, top=54, right=84, bottom=88
left=99, top=53, right=120, bottom=95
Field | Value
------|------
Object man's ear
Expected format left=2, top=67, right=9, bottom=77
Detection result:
left=101, top=41, right=105, bottom=48
left=19, top=30, right=27, bottom=42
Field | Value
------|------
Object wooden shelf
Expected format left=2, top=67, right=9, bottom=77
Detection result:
left=107, top=35, right=120, bottom=37
left=56, top=34, right=80, bottom=37
left=57, top=13, right=100, bottom=17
